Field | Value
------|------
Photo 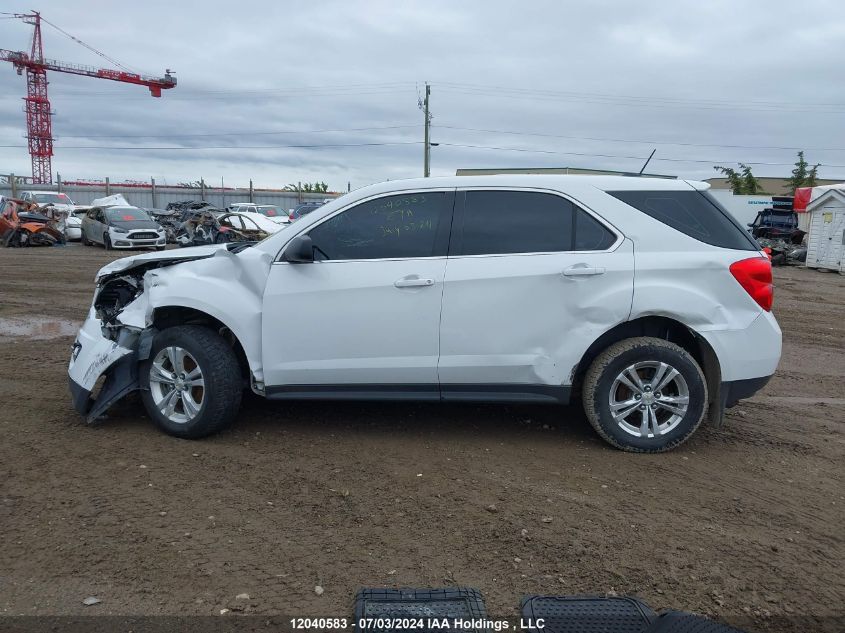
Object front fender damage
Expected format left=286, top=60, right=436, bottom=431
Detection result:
left=68, top=307, right=157, bottom=423
left=68, top=244, right=270, bottom=423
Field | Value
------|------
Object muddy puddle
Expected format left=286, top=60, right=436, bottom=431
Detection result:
left=0, top=316, right=79, bottom=340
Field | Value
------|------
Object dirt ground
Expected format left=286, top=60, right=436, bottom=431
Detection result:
left=0, top=244, right=842, bottom=632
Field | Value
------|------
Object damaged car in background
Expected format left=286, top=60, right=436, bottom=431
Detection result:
left=18, top=190, right=86, bottom=241
left=81, top=205, right=167, bottom=251
left=69, top=175, right=781, bottom=453
left=1, top=197, right=66, bottom=247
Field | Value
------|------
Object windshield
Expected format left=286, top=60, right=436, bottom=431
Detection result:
left=33, top=192, right=74, bottom=205
left=767, top=213, right=797, bottom=227
left=257, top=205, right=283, bottom=217
left=106, top=207, right=152, bottom=222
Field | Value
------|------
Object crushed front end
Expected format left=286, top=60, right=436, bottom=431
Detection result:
left=68, top=277, right=152, bottom=422
left=67, top=248, right=222, bottom=422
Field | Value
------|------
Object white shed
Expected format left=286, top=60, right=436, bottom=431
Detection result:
left=805, top=189, right=845, bottom=273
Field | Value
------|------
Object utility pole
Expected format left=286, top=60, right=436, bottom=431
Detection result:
left=422, top=83, right=431, bottom=177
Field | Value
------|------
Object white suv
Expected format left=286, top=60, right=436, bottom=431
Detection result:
left=68, top=176, right=781, bottom=452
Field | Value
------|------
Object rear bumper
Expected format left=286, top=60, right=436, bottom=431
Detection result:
left=722, top=375, right=772, bottom=407
left=700, top=310, right=781, bottom=382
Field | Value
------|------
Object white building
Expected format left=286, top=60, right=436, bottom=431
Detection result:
left=805, top=188, right=845, bottom=273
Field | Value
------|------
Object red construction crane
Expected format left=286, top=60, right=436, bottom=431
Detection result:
left=1, top=11, right=176, bottom=184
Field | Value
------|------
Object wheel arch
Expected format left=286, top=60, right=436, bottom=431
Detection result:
left=572, top=315, right=723, bottom=425
left=150, top=305, right=251, bottom=383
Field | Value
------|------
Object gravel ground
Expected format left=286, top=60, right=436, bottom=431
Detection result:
left=0, top=244, right=842, bottom=632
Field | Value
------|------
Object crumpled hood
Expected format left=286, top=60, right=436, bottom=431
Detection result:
left=95, top=244, right=228, bottom=281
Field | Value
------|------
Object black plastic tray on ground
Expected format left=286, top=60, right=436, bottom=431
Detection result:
left=520, top=595, right=657, bottom=633
left=354, top=587, right=488, bottom=633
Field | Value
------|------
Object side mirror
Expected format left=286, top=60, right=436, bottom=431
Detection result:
left=282, top=234, right=314, bottom=263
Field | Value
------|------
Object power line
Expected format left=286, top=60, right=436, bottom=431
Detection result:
left=437, top=81, right=845, bottom=110
left=55, top=123, right=420, bottom=139
left=438, top=84, right=845, bottom=114
left=54, top=81, right=418, bottom=98
left=435, top=142, right=845, bottom=168
left=436, top=124, right=845, bottom=152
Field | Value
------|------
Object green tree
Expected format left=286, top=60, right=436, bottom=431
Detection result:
left=285, top=181, right=329, bottom=193
left=714, top=163, right=763, bottom=194
left=785, top=151, right=822, bottom=195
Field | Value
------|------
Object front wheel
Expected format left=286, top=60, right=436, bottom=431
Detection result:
left=140, top=325, right=243, bottom=438
left=103, top=233, right=112, bottom=250
left=582, top=337, right=707, bottom=453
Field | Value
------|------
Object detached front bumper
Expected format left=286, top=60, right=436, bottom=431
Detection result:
left=68, top=308, right=144, bottom=421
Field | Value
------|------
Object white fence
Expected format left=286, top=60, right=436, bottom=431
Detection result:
left=0, top=179, right=339, bottom=210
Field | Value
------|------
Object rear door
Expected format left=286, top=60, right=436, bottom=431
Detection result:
left=438, top=188, right=634, bottom=400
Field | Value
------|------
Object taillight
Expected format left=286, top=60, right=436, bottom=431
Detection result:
left=730, top=257, right=773, bottom=311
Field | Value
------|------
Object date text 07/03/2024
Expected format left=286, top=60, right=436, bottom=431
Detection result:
left=290, top=618, right=546, bottom=631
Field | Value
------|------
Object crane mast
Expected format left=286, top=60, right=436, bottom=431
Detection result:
left=0, top=12, right=176, bottom=184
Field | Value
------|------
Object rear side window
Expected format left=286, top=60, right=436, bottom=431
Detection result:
left=608, top=189, right=757, bottom=250
left=308, top=192, right=451, bottom=260
left=455, top=190, right=616, bottom=255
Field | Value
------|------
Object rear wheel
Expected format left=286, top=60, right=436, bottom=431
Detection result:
left=582, top=337, right=707, bottom=453
left=140, top=325, right=242, bottom=438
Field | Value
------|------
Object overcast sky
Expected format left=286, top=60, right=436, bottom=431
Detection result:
left=2, top=0, right=844, bottom=191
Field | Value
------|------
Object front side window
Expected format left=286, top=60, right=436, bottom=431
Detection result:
left=454, top=190, right=616, bottom=255
left=307, top=192, right=451, bottom=261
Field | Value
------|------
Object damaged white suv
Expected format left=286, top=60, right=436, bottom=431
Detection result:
left=69, top=176, right=781, bottom=452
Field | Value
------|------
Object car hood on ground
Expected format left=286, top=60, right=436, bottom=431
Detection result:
left=95, top=244, right=228, bottom=281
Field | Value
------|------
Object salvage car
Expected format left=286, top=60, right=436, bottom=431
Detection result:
left=288, top=202, right=324, bottom=222
left=18, top=190, right=83, bottom=241
left=0, top=198, right=65, bottom=246
left=217, top=211, right=286, bottom=242
left=255, top=205, right=291, bottom=224
left=81, top=206, right=167, bottom=250
left=68, top=176, right=782, bottom=452
left=747, top=209, right=802, bottom=240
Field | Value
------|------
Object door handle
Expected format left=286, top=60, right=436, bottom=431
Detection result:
left=394, top=276, right=435, bottom=288
left=562, top=264, right=606, bottom=277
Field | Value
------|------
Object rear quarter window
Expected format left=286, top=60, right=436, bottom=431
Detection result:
left=608, top=189, right=757, bottom=251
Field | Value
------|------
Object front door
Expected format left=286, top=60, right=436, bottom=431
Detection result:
left=261, top=190, right=454, bottom=394
left=438, top=188, right=634, bottom=400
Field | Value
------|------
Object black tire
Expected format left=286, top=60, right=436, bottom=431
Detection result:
left=81, top=233, right=89, bottom=245
left=582, top=337, right=707, bottom=453
left=103, top=233, right=112, bottom=250
left=3, top=229, right=22, bottom=247
left=155, top=245, right=166, bottom=251
left=140, top=325, right=242, bottom=439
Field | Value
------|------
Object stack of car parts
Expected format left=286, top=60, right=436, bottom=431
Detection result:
left=0, top=199, right=65, bottom=247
